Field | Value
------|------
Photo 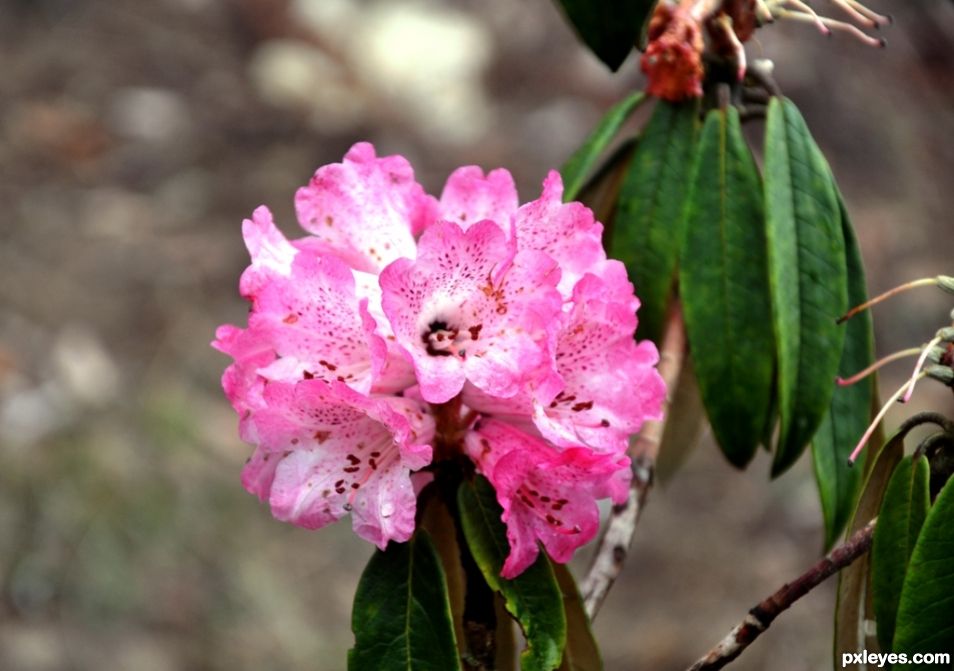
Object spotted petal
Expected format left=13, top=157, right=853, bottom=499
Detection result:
left=380, top=220, right=562, bottom=404
left=239, top=206, right=298, bottom=299
left=294, top=142, right=438, bottom=273
left=212, top=323, right=276, bottom=444
left=531, top=271, right=666, bottom=452
left=465, top=419, right=630, bottom=578
left=249, top=380, right=433, bottom=548
left=512, top=171, right=607, bottom=296
left=248, top=252, right=387, bottom=394
left=439, top=166, right=519, bottom=231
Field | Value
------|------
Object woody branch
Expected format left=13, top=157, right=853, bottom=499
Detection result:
left=686, top=518, right=877, bottom=671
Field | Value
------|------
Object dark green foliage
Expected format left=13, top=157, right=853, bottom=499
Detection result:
left=871, top=455, right=930, bottom=651
left=680, top=106, right=774, bottom=467
left=764, top=97, right=848, bottom=476
left=349, top=532, right=461, bottom=671
left=614, top=100, right=698, bottom=343
left=892, top=475, right=954, bottom=665
left=458, top=477, right=567, bottom=671
left=834, top=429, right=904, bottom=669
left=553, top=563, right=602, bottom=671
left=554, top=0, right=657, bottom=71
left=812, top=198, right=875, bottom=548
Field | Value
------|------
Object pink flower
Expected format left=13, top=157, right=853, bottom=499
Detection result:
left=380, top=220, right=562, bottom=404
left=465, top=419, right=631, bottom=578
left=530, top=268, right=666, bottom=453
left=245, top=380, right=433, bottom=548
left=295, top=142, right=438, bottom=272
left=214, top=142, right=665, bottom=573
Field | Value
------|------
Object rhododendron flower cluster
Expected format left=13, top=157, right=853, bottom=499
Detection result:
left=213, top=143, right=665, bottom=577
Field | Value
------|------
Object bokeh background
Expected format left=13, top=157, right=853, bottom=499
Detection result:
left=1, top=1, right=952, bottom=669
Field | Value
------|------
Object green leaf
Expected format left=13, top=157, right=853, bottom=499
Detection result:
left=834, top=426, right=904, bottom=669
left=812, top=198, right=875, bottom=549
left=871, top=455, right=931, bottom=651
left=552, top=564, right=602, bottom=671
left=554, top=0, right=656, bottom=71
left=764, top=97, right=849, bottom=476
left=893, top=475, right=954, bottom=664
left=349, top=531, right=462, bottom=671
left=614, top=100, right=698, bottom=343
left=458, top=476, right=567, bottom=671
left=561, top=92, right=645, bottom=203
left=679, top=106, right=774, bottom=468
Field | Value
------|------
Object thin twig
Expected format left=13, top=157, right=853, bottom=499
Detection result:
left=581, top=305, right=687, bottom=618
left=686, top=519, right=877, bottom=671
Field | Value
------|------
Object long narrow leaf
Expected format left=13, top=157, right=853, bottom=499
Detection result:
left=833, top=426, right=904, bottom=669
left=764, top=97, right=848, bottom=475
left=680, top=106, right=774, bottom=467
left=871, top=455, right=930, bottom=651
left=553, top=563, right=602, bottom=671
left=614, top=100, right=698, bottom=343
left=893, top=476, right=954, bottom=665
left=812, top=196, right=875, bottom=548
left=554, top=0, right=656, bottom=71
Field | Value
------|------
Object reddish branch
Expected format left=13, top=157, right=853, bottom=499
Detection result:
left=581, top=305, right=687, bottom=618
left=686, top=518, right=877, bottom=671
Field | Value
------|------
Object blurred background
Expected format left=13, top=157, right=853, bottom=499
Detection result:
left=0, top=0, right=951, bottom=669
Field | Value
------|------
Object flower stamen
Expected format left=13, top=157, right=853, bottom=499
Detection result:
left=838, top=277, right=943, bottom=324
left=755, top=0, right=776, bottom=23
left=836, top=347, right=922, bottom=387
left=830, top=0, right=880, bottom=29
left=782, top=0, right=830, bottom=34
left=842, top=0, right=892, bottom=27
left=848, top=370, right=929, bottom=466
left=901, top=335, right=945, bottom=403
left=776, top=9, right=886, bottom=46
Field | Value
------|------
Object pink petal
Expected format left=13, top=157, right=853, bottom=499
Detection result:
left=439, top=166, right=519, bottom=231
left=512, top=171, right=606, bottom=296
left=531, top=272, right=666, bottom=452
left=380, top=221, right=562, bottom=404
left=212, top=323, right=275, bottom=444
left=349, top=268, right=419, bottom=394
left=465, top=420, right=630, bottom=578
left=294, top=142, right=439, bottom=273
left=249, top=379, right=434, bottom=548
left=460, top=382, right=538, bottom=437
left=241, top=444, right=280, bottom=501
left=239, top=206, right=298, bottom=299
left=248, top=252, right=387, bottom=394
